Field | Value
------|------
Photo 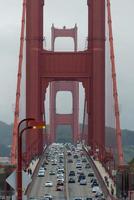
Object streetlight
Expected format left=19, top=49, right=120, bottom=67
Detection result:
left=17, top=118, right=45, bottom=200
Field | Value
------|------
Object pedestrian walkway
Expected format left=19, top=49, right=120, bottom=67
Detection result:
left=84, top=145, right=117, bottom=199
left=93, top=158, right=116, bottom=197
left=28, top=158, right=39, bottom=175
left=26, top=145, right=47, bottom=176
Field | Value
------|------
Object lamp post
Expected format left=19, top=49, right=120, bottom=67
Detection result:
left=17, top=118, right=45, bottom=200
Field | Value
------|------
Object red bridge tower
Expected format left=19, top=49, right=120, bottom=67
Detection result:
left=26, top=0, right=105, bottom=161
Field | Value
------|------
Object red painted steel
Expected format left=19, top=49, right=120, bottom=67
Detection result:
left=51, top=24, right=77, bottom=51
left=49, top=24, right=79, bottom=143
left=11, top=0, right=26, bottom=165
left=25, top=0, right=106, bottom=161
left=107, top=0, right=124, bottom=165
left=49, top=81, right=79, bottom=144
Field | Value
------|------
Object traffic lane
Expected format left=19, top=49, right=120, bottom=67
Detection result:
left=43, top=162, right=65, bottom=200
left=29, top=161, right=65, bottom=199
left=29, top=176, right=45, bottom=197
left=67, top=156, right=96, bottom=199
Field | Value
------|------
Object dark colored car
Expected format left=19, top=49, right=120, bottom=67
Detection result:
left=69, top=171, right=75, bottom=176
left=85, top=163, right=91, bottom=168
left=82, top=158, right=87, bottom=162
left=78, top=175, right=86, bottom=182
left=68, top=159, right=73, bottom=163
left=88, top=172, right=94, bottom=177
left=91, top=182, right=99, bottom=187
left=56, top=185, right=63, bottom=191
left=74, top=154, right=78, bottom=159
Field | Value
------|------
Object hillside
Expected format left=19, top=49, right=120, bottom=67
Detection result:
left=105, top=127, right=134, bottom=147
left=0, top=121, right=13, bottom=156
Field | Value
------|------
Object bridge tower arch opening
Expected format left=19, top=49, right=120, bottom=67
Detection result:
left=56, top=91, right=73, bottom=114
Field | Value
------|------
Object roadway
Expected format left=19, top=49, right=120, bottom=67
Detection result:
left=66, top=152, right=95, bottom=199
left=27, top=143, right=107, bottom=200
left=28, top=144, right=65, bottom=200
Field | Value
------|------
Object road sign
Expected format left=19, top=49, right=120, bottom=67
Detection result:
left=6, top=170, right=32, bottom=192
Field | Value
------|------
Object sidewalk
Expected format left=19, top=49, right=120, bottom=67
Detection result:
left=93, top=159, right=116, bottom=197
left=28, top=158, right=39, bottom=175
left=84, top=145, right=116, bottom=199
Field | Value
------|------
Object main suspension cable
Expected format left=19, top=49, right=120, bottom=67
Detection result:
left=11, top=0, right=26, bottom=165
left=107, top=0, right=124, bottom=165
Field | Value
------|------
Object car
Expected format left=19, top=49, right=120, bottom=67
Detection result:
left=92, top=186, right=100, bottom=193
left=82, top=158, right=87, bottom=162
left=56, top=185, right=64, bottom=191
left=68, top=177, right=75, bottom=183
left=57, top=179, right=64, bottom=186
left=84, top=198, right=93, bottom=200
left=57, top=175, right=64, bottom=180
left=49, top=170, right=56, bottom=175
left=43, top=194, right=53, bottom=200
left=78, top=174, right=86, bottom=182
left=57, top=168, right=64, bottom=173
left=88, top=172, right=94, bottom=177
left=57, top=177, right=64, bottom=182
left=68, top=159, right=73, bottom=163
left=38, top=171, right=45, bottom=177
left=57, top=172, right=64, bottom=176
left=59, top=153, right=64, bottom=159
left=59, top=159, right=63, bottom=163
left=95, top=192, right=103, bottom=198
left=45, top=181, right=53, bottom=187
left=43, top=160, right=49, bottom=165
left=73, top=198, right=83, bottom=200
left=69, top=171, right=75, bottom=176
left=91, top=182, right=99, bottom=187
left=77, top=169, right=83, bottom=174
left=39, top=167, right=45, bottom=171
left=76, top=163, right=82, bottom=168
left=80, top=179, right=87, bottom=185
left=85, top=163, right=91, bottom=168
left=76, top=159, right=81, bottom=163
left=51, top=161, right=57, bottom=165
left=90, top=178, right=97, bottom=183
left=74, top=154, right=78, bottom=159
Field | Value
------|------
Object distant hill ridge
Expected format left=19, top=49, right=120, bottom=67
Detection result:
left=0, top=121, right=134, bottom=157
left=0, top=121, right=13, bottom=156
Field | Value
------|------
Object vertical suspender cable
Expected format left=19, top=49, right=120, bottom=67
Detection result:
left=81, top=98, right=87, bottom=142
left=107, top=0, right=124, bottom=165
left=11, top=0, right=26, bottom=165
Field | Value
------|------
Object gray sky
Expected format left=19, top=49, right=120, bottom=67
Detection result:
left=0, top=0, right=134, bottom=130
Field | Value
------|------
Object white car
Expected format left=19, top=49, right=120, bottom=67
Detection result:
left=45, top=181, right=53, bottom=187
left=80, top=179, right=87, bottom=185
left=92, top=186, right=100, bottom=193
left=38, top=171, right=45, bottom=177
left=57, top=173, right=64, bottom=178
left=57, top=177, right=64, bottom=182
left=39, top=168, right=45, bottom=173
left=43, top=194, right=53, bottom=200
left=76, top=163, right=82, bottom=168
left=77, top=169, right=83, bottom=174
